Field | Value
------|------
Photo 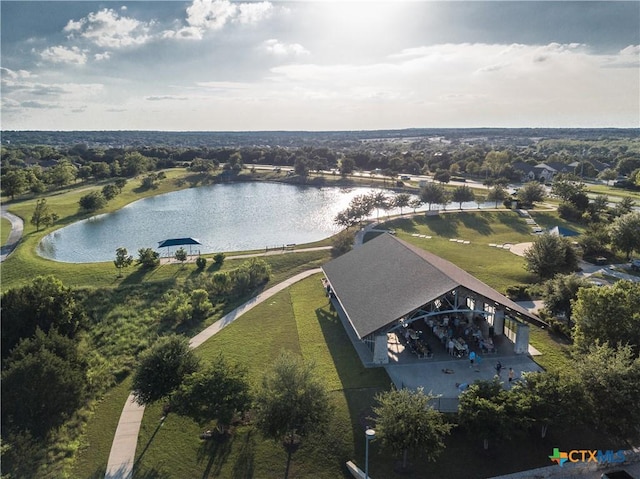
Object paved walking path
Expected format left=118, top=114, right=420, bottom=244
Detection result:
left=104, top=267, right=323, bottom=479
left=1, top=207, right=24, bottom=262
left=159, top=245, right=332, bottom=265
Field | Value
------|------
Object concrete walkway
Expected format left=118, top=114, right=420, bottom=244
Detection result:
left=1, top=207, right=24, bottom=262
left=104, top=268, right=322, bottom=479
left=159, top=246, right=332, bottom=265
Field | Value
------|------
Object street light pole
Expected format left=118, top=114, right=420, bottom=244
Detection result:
left=365, top=428, right=376, bottom=479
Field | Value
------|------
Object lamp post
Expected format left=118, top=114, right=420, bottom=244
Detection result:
left=365, top=428, right=376, bottom=479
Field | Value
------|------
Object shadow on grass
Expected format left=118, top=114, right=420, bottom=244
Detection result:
left=496, top=211, right=530, bottom=235
left=132, top=466, right=172, bottom=479
left=119, top=265, right=164, bottom=286
left=386, top=217, right=419, bottom=233
left=133, top=417, right=166, bottom=474
left=231, top=429, right=256, bottom=479
left=458, top=212, right=493, bottom=236
left=422, top=214, right=460, bottom=238
left=314, top=306, right=389, bottom=462
left=196, top=433, right=233, bottom=479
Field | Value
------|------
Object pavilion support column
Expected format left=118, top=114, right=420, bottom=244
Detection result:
left=514, top=323, right=530, bottom=354
left=493, top=310, right=505, bottom=336
left=373, top=335, right=389, bottom=364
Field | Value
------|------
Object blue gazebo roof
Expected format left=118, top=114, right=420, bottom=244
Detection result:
left=158, top=237, right=202, bottom=248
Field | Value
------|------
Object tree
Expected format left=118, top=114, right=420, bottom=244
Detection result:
left=523, top=234, right=578, bottom=280
left=517, top=181, right=545, bottom=207
left=174, top=247, right=188, bottom=266
left=172, top=355, right=251, bottom=433
left=190, top=289, right=213, bottom=319
left=393, top=193, right=411, bottom=216
left=409, top=198, right=423, bottom=213
left=370, top=191, right=389, bottom=220
left=30, top=198, right=58, bottom=231
left=433, top=169, right=451, bottom=183
left=551, top=176, right=585, bottom=202
left=372, top=387, right=452, bottom=471
left=254, top=351, right=332, bottom=479
left=609, top=211, right=640, bottom=259
left=487, top=185, right=508, bottom=208
left=101, top=183, right=119, bottom=200
left=1, top=329, right=87, bottom=437
left=331, top=229, right=355, bottom=257
left=131, top=335, right=199, bottom=405
left=114, top=177, right=127, bottom=192
left=137, top=247, right=160, bottom=268
left=613, top=197, right=636, bottom=218
left=294, top=157, right=309, bottom=179
left=1, top=275, right=86, bottom=356
left=2, top=168, right=27, bottom=199
left=451, top=185, right=475, bottom=210
left=213, top=252, right=225, bottom=266
left=420, top=182, right=447, bottom=211
left=511, top=371, right=584, bottom=439
left=114, top=247, right=133, bottom=277
left=195, top=256, right=207, bottom=270
left=572, top=343, right=640, bottom=441
left=458, top=378, right=524, bottom=449
left=339, top=157, right=355, bottom=176
left=79, top=191, right=107, bottom=211
left=541, top=274, right=590, bottom=326
left=48, top=160, right=77, bottom=187
left=572, top=280, right=640, bottom=354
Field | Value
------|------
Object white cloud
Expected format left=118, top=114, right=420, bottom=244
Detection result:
left=1, top=67, right=35, bottom=80
left=262, top=39, right=309, bottom=57
left=237, top=2, right=273, bottom=25
left=186, top=0, right=238, bottom=30
left=145, top=95, right=188, bottom=101
left=165, top=0, right=273, bottom=38
left=94, top=51, right=111, bottom=61
left=40, top=45, right=88, bottom=65
left=64, top=8, right=152, bottom=48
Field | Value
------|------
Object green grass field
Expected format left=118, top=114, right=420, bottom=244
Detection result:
left=1, top=217, right=11, bottom=245
left=4, top=177, right=595, bottom=478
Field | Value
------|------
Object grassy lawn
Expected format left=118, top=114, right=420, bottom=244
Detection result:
left=4, top=176, right=599, bottom=479
left=133, top=274, right=390, bottom=478
left=130, top=274, right=620, bottom=479
left=71, top=377, right=134, bottom=479
left=1, top=217, right=12, bottom=245
left=383, top=211, right=538, bottom=292
left=585, top=183, right=640, bottom=200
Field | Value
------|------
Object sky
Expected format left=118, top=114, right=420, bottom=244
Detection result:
left=1, top=1, right=639, bottom=131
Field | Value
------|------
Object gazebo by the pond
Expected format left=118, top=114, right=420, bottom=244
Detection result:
left=158, top=237, right=202, bottom=257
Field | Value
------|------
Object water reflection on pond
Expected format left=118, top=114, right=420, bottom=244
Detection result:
left=38, top=183, right=383, bottom=263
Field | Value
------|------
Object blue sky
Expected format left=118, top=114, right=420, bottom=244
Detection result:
left=1, top=1, right=638, bottom=131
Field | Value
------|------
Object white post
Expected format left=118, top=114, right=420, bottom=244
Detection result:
left=365, top=428, right=376, bottom=479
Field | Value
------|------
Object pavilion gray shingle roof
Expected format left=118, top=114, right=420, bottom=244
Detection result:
left=322, top=233, right=538, bottom=339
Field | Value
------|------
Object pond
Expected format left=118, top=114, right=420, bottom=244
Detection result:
left=38, top=183, right=372, bottom=263
left=38, top=182, right=494, bottom=263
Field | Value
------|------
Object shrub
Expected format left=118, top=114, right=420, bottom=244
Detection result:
left=213, top=252, right=225, bottom=265
left=195, top=256, right=207, bottom=270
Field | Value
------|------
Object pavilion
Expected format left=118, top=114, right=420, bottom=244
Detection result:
left=322, top=233, right=542, bottom=366
left=157, top=237, right=202, bottom=256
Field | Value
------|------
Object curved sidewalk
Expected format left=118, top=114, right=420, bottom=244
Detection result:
left=105, top=268, right=323, bottom=479
left=1, top=207, right=24, bottom=262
